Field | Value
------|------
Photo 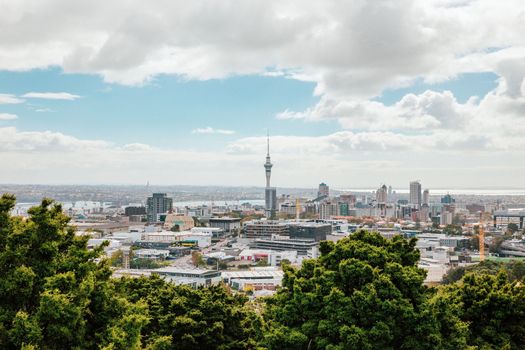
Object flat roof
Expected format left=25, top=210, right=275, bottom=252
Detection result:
left=209, top=217, right=241, bottom=222
left=152, top=267, right=220, bottom=276
left=222, top=270, right=284, bottom=279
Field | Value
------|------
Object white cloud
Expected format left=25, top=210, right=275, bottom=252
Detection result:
left=0, top=126, right=522, bottom=188
left=1, top=1, right=525, bottom=187
left=192, top=127, right=235, bottom=135
left=22, top=92, right=81, bottom=100
left=0, top=113, right=18, bottom=120
left=0, top=0, right=523, bottom=96
left=0, top=94, right=24, bottom=104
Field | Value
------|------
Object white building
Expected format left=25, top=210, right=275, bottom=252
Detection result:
left=153, top=267, right=222, bottom=287
left=143, top=230, right=212, bottom=247
left=222, top=267, right=284, bottom=291
left=418, top=258, right=449, bottom=283
left=440, top=211, right=453, bottom=225
left=134, top=249, right=170, bottom=260
left=238, top=249, right=298, bottom=266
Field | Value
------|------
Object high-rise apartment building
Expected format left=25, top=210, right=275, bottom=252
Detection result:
left=409, top=181, right=422, bottom=209
left=319, top=201, right=339, bottom=220
left=147, top=193, right=173, bottom=223
left=318, top=182, right=329, bottom=198
left=423, top=189, right=430, bottom=206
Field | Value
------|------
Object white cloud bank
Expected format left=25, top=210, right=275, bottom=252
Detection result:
left=0, top=113, right=18, bottom=120
left=1, top=0, right=525, bottom=186
left=0, top=125, right=523, bottom=188
left=192, top=127, right=235, bottom=135
left=22, top=92, right=81, bottom=100
left=0, top=94, right=24, bottom=104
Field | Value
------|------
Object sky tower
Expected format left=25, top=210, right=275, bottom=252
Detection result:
left=264, top=131, right=273, bottom=187
left=264, top=131, right=277, bottom=218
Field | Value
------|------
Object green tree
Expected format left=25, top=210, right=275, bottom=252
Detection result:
left=435, top=272, right=525, bottom=348
left=264, top=230, right=461, bottom=349
left=443, top=260, right=525, bottom=284
left=0, top=194, right=148, bottom=349
left=112, top=275, right=263, bottom=349
left=507, top=223, right=519, bottom=234
left=443, top=224, right=463, bottom=236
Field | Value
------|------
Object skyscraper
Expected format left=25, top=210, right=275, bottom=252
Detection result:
left=376, top=184, right=388, bottom=217
left=147, top=193, right=173, bottom=223
left=318, top=182, right=329, bottom=198
left=423, top=189, right=430, bottom=206
left=409, top=181, right=422, bottom=209
left=264, top=133, right=277, bottom=218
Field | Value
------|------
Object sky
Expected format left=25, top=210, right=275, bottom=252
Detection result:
left=1, top=0, right=525, bottom=189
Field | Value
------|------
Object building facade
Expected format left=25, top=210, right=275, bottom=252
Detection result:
left=147, top=193, right=173, bottom=223
left=409, top=181, right=422, bottom=209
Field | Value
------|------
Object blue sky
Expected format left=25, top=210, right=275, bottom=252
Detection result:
left=0, top=68, right=497, bottom=149
left=1, top=1, right=524, bottom=188
left=0, top=68, right=331, bottom=149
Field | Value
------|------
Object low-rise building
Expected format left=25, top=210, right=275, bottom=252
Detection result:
left=243, top=220, right=289, bottom=238
left=252, top=236, right=319, bottom=257
left=222, top=268, right=284, bottom=291
left=209, top=217, right=241, bottom=233
left=134, top=249, right=170, bottom=260
left=152, top=267, right=222, bottom=287
left=288, top=222, right=330, bottom=242
left=163, top=213, right=195, bottom=231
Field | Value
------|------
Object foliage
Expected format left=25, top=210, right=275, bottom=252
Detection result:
left=256, top=259, right=269, bottom=267
left=4, top=194, right=525, bottom=349
left=130, top=258, right=166, bottom=269
left=507, top=223, right=519, bottom=234
left=191, top=251, right=206, bottom=267
left=112, top=275, right=263, bottom=349
left=435, top=272, right=525, bottom=348
left=443, top=259, right=525, bottom=284
left=489, top=235, right=512, bottom=254
left=443, top=224, right=463, bottom=236
left=0, top=194, right=148, bottom=349
left=263, top=230, right=454, bottom=349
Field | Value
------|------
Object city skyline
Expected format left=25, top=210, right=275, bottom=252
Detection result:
left=1, top=1, right=525, bottom=188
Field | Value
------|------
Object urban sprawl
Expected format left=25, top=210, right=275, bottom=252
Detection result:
left=10, top=138, right=525, bottom=294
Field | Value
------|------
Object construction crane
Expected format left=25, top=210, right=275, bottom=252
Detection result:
left=479, top=212, right=485, bottom=262
left=295, top=198, right=301, bottom=221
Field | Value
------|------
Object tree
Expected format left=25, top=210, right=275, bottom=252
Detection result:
left=435, top=272, right=525, bottom=348
left=0, top=194, right=148, bottom=349
left=255, top=259, right=268, bottom=267
left=443, top=224, right=463, bottom=236
left=507, top=223, right=519, bottom=234
left=191, top=251, right=205, bottom=267
left=112, top=275, right=263, bottom=349
left=264, top=230, right=457, bottom=349
left=443, top=260, right=525, bottom=284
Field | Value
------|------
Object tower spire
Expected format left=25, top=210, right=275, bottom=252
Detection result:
left=267, top=129, right=270, bottom=157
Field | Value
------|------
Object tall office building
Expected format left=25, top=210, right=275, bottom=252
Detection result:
left=409, top=181, right=422, bottom=209
left=319, top=202, right=339, bottom=220
left=423, top=189, right=430, bottom=206
left=376, top=184, right=388, bottom=204
left=376, top=184, right=388, bottom=217
left=264, top=133, right=277, bottom=218
left=147, top=193, right=173, bottom=223
left=318, top=182, right=329, bottom=198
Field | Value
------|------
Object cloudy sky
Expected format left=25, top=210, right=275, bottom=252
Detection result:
left=1, top=0, right=525, bottom=189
